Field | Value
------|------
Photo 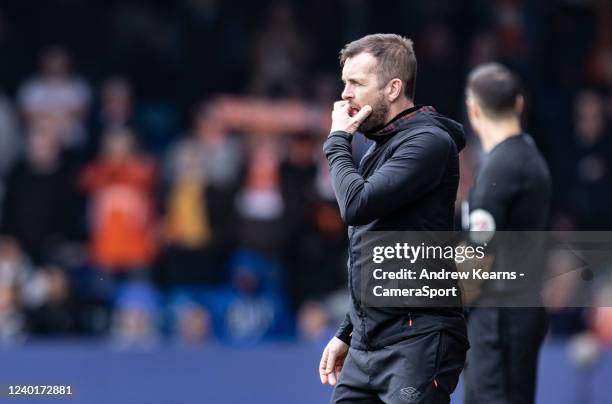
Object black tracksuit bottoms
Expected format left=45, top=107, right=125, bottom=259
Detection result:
left=331, top=331, right=468, bottom=403
left=463, top=307, right=548, bottom=404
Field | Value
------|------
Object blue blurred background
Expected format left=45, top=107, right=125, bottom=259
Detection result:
left=0, top=0, right=611, bottom=403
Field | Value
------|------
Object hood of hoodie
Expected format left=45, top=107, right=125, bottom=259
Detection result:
left=364, top=105, right=466, bottom=152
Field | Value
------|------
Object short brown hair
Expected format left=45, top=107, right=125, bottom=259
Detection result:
left=466, top=63, right=523, bottom=118
left=339, top=33, right=417, bottom=99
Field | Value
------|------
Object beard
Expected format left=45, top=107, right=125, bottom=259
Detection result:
left=357, top=94, right=390, bottom=134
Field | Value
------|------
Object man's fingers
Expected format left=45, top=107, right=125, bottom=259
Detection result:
left=352, top=105, right=372, bottom=124
left=325, top=350, right=337, bottom=375
left=319, top=348, right=327, bottom=371
left=334, top=100, right=348, bottom=110
left=319, top=348, right=329, bottom=383
left=320, top=372, right=328, bottom=385
left=320, top=342, right=347, bottom=386
left=328, top=371, right=337, bottom=386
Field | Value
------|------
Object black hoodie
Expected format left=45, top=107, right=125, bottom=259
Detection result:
left=323, top=105, right=468, bottom=350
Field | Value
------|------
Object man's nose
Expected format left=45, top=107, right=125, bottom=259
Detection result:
left=341, top=86, right=353, bottom=101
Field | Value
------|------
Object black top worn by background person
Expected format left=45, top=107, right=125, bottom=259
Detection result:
left=0, top=154, right=81, bottom=264
left=469, top=133, right=552, bottom=302
left=323, top=105, right=467, bottom=350
left=464, top=133, right=551, bottom=404
left=470, top=133, right=550, bottom=231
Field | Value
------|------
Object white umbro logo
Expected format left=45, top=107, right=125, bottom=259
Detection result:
left=399, top=386, right=420, bottom=402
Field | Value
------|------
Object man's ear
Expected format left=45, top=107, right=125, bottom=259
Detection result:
left=387, top=78, right=403, bottom=102
left=466, top=96, right=479, bottom=119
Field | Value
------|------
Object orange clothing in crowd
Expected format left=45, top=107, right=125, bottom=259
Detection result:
left=80, top=156, right=157, bottom=269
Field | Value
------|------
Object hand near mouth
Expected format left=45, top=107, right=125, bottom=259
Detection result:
left=330, top=101, right=372, bottom=134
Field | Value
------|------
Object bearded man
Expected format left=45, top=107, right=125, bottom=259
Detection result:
left=319, top=33, right=469, bottom=404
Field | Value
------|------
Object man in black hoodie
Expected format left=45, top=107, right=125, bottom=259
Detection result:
left=319, top=34, right=468, bottom=404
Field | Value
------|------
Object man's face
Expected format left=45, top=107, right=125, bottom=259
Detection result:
left=341, top=52, right=390, bottom=133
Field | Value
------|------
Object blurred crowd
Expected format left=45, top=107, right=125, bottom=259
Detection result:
left=0, top=0, right=612, bottom=348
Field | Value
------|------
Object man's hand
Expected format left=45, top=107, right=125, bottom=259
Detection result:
left=319, top=336, right=349, bottom=386
left=330, top=101, right=372, bottom=134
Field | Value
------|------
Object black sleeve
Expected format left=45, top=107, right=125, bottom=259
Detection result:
left=469, top=157, right=520, bottom=230
left=322, top=130, right=452, bottom=226
left=335, top=313, right=353, bottom=345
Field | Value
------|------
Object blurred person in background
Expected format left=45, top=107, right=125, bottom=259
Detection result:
left=559, top=90, right=612, bottom=229
left=280, top=132, right=347, bottom=310
left=171, top=299, right=211, bottom=345
left=111, top=280, right=160, bottom=350
left=297, top=299, right=331, bottom=342
left=0, top=237, right=81, bottom=337
left=203, top=250, right=292, bottom=345
left=158, top=133, right=216, bottom=286
left=189, top=102, right=243, bottom=248
left=17, top=45, right=91, bottom=150
left=464, top=63, right=551, bottom=404
left=0, top=115, right=79, bottom=264
left=190, top=102, right=244, bottom=191
left=97, top=76, right=135, bottom=131
left=280, top=133, right=318, bottom=221
left=190, top=102, right=244, bottom=228
left=235, top=135, right=286, bottom=257
left=79, top=127, right=157, bottom=285
left=87, top=76, right=137, bottom=160
left=25, top=264, right=80, bottom=335
left=280, top=132, right=318, bottom=305
left=156, top=103, right=243, bottom=287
